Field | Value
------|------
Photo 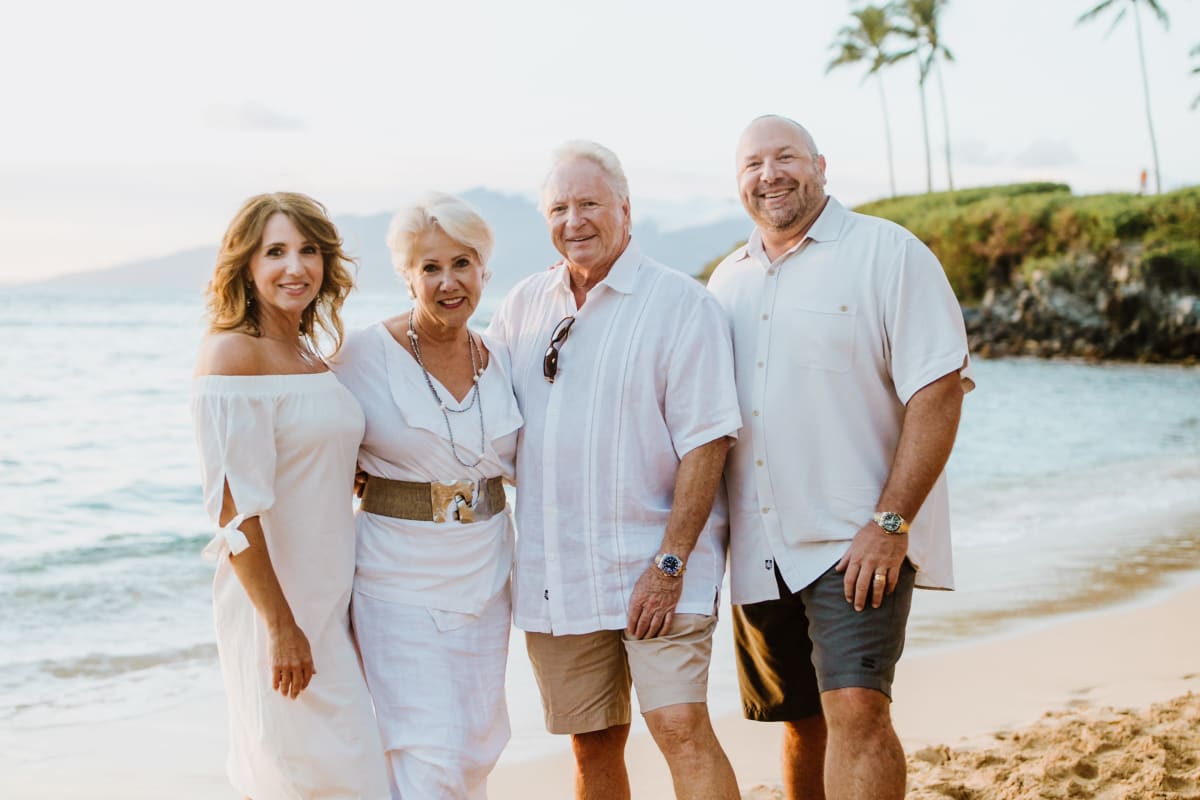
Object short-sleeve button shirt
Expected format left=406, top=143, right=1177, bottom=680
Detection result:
left=488, top=241, right=742, bottom=634
left=707, top=197, right=974, bottom=605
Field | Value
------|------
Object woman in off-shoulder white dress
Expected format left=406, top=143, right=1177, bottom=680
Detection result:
left=192, top=192, right=388, bottom=799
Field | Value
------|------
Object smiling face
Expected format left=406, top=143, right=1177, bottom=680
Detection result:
left=406, top=224, right=486, bottom=329
left=736, top=117, right=828, bottom=241
left=542, top=157, right=631, bottom=274
left=247, top=212, right=324, bottom=319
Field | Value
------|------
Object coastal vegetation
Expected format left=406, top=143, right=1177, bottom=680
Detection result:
left=826, top=0, right=955, bottom=195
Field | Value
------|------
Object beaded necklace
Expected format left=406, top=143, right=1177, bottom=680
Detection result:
left=406, top=313, right=486, bottom=468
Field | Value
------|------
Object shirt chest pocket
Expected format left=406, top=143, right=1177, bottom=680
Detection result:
left=778, top=303, right=857, bottom=373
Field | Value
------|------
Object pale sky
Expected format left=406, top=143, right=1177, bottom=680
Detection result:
left=2, top=0, right=1198, bottom=285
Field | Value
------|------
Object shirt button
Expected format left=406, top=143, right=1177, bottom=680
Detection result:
left=761, top=314, right=769, bottom=321
left=756, top=459, right=764, bottom=467
left=768, top=269, right=777, bottom=276
left=840, top=304, right=848, bottom=312
left=757, top=361, right=764, bottom=368
left=752, top=410, right=760, bottom=417
left=761, top=506, right=770, bottom=514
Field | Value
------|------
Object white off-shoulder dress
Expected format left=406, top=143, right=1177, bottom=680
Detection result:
left=192, top=372, right=389, bottom=800
left=330, top=323, right=522, bottom=800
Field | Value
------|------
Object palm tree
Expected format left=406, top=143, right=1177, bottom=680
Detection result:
left=827, top=5, right=901, bottom=197
left=894, top=0, right=954, bottom=193
left=1077, top=0, right=1170, bottom=193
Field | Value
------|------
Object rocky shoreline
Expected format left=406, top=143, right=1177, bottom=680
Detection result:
left=964, top=244, right=1200, bottom=363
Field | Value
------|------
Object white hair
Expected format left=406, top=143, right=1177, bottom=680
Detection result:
left=539, top=140, right=630, bottom=214
left=385, top=192, right=495, bottom=276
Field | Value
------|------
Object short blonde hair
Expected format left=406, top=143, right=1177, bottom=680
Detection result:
left=539, top=140, right=630, bottom=214
left=205, top=192, right=355, bottom=355
left=386, top=192, right=495, bottom=276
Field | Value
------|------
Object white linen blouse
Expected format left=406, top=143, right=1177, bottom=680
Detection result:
left=330, top=323, right=522, bottom=616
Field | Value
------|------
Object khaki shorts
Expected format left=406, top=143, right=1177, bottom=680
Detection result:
left=525, top=614, right=717, bottom=735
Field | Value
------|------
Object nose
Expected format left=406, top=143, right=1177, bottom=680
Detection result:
left=564, top=204, right=586, bottom=230
left=283, top=253, right=305, bottom=274
left=760, top=158, right=781, bottom=182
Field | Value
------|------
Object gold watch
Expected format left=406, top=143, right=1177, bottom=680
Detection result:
left=872, top=511, right=910, bottom=535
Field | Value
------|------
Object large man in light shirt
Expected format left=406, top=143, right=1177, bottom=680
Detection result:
left=488, top=141, right=742, bottom=799
left=707, top=115, right=973, bottom=800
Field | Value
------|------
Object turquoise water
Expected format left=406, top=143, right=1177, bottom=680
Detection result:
left=2, top=286, right=1198, bottom=751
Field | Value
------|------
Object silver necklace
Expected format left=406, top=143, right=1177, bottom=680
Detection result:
left=406, top=314, right=486, bottom=468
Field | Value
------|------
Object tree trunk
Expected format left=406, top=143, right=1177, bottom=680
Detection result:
left=935, top=59, right=954, bottom=192
left=1133, top=1, right=1163, bottom=193
left=876, top=72, right=897, bottom=198
left=917, top=63, right=933, bottom=193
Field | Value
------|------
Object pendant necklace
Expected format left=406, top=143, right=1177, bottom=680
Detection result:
left=407, top=313, right=486, bottom=468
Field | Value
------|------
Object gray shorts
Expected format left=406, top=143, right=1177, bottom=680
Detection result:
left=732, top=560, right=916, bottom=722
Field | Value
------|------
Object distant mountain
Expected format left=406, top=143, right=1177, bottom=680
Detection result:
left=29, top=189, right=750, bottom=295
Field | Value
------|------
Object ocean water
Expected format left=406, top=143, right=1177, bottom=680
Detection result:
left=2, top=286, right=1199, bottom=759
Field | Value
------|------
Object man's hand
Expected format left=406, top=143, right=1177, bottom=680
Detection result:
left=626, top=566, right=684, bottom=639
left=835, top=523, right=908, bottom=612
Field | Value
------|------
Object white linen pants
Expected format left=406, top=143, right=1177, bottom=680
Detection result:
left=353, top=586, right=511, bottom=800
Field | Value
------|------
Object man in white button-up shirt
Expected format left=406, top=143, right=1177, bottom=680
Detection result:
left=707, top=116, right=973, bottom=800
left=488, top=141, right=742, bottom=799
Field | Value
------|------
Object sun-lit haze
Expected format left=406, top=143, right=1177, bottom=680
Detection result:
left=2, top=0, right=1198, bottom=284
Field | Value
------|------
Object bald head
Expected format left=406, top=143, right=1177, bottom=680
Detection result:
left=737, top=115, right=819, bottom=163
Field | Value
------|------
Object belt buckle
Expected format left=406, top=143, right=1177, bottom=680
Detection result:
left=430, top=480, right=476, bottom=524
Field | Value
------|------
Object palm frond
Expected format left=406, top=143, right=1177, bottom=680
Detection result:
left=1077, top=0, right=1119, bottom=26
left=1103, top=6, right=1128, bottom=38
left=1143, top=0, right=1170, bottom=27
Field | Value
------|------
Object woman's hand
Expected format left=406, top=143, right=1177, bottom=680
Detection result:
left=268, top=621, right=316, bottom=699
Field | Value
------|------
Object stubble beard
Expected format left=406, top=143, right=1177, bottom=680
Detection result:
left=754, top=182, right=823, bottom=234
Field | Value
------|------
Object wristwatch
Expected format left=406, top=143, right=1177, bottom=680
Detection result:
left=654, top=553, right=686, bottom=578
left=872, top=511, right=910, bottom=535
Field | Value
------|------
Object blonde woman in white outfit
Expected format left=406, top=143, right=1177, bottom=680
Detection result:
left=192, top=192, right=389, bottom=799
left=331, top=192, right=520, bottom=799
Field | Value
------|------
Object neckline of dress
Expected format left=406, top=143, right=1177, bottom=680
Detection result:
left=377, top=322, right=492, bottom=409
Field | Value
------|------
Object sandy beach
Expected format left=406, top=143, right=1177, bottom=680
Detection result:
left=4, top=577, right=1198, bottom=799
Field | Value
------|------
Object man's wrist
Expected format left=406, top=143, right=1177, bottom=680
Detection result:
left=653, top=552, right=686, bottom=577
left=871, top=511, right=910, bottom=535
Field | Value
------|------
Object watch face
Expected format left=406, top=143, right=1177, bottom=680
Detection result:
left=880, top=512, right=902, bottom=532
left=658, top=554, right=683, bottom=577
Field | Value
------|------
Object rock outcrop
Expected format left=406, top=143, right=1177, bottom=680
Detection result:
left=964, top=244, right=1200, bottom=362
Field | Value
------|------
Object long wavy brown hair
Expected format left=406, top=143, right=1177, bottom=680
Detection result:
left=205, top=192, right=356, bottom=356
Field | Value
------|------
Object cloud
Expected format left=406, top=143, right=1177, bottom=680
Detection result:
left=204, top=103, right=306, bottom=132
left=956, top=138, right=1007, bottom=167
left=1012, top=139, right=1080, bottom=169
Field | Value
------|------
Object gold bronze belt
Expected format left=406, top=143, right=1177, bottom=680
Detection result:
left=360, top=476, right=506, bottom=524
